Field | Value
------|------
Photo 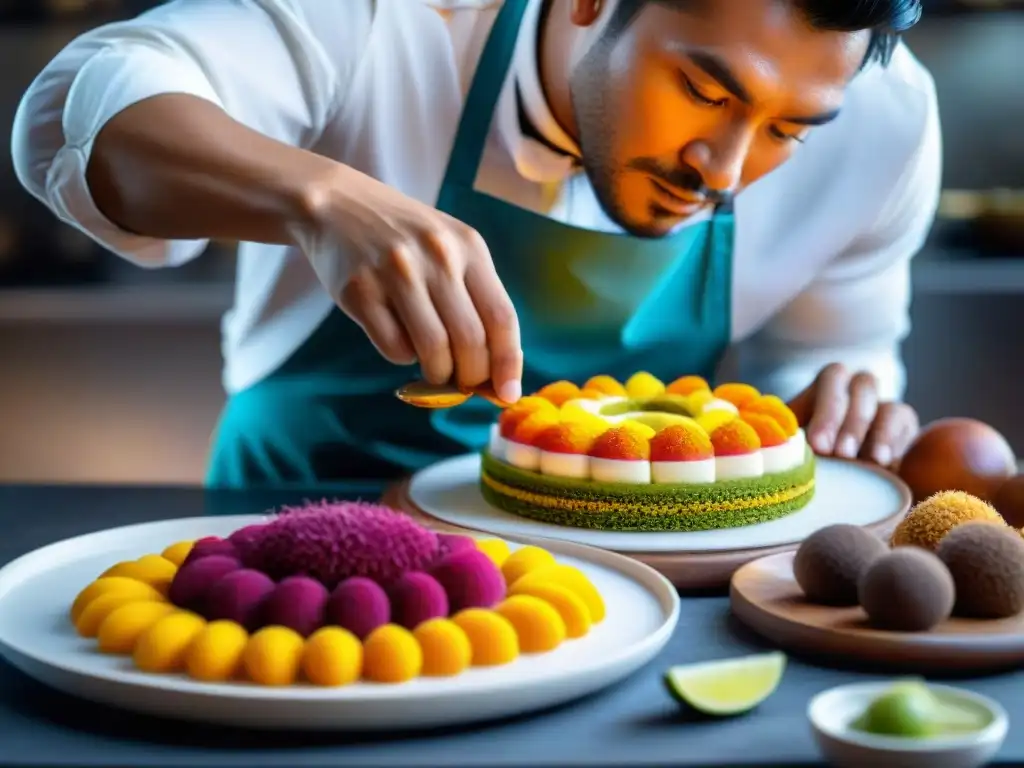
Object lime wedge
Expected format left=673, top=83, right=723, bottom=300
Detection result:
left=664, top=652, right=787, bottom=716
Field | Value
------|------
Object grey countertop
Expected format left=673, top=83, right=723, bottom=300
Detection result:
left=1, top=483, right=1024, bottom=767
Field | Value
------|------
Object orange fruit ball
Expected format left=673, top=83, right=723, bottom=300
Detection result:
left=535, top=381, right=582, bottom=407
left=362, top=624, right=423, bottom=683
left=898, top=418, right=1016, bottom=503
left=994, top=475, right=1024, bottom=529
left=496, top=595, right=567, bottom=653
left=413, top=619, right=472, bottom=677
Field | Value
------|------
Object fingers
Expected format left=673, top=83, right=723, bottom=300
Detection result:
left=464, top=229, right=523, bottom=404
left=338, top=268, right=416, bottom=365
left=800, top=361, right=920, bottom=468
left=382, top=242, right=454, bottom=385
left=805, top=363, right=851, bottom=455
left=834, top=372, right=879, bottom=459
left=422, top=229, right=491, bottom=390
left=861, top=402, right=920, bottom=467
left=334, top=199, right=520, bottom=397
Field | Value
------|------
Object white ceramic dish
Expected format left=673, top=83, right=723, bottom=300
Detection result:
left=808, top=681, right=1008, bottom=768
left=409, top=454, right=909, bottom=553
left=0, top=515, right=679, bottom=731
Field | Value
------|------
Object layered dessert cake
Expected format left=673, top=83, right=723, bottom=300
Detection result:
left=69, top=502, right=604, bottom=686
left=483, top=373, right=815, bottom=532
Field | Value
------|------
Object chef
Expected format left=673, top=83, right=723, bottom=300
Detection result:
left=12, top=0, right=940, bottom=493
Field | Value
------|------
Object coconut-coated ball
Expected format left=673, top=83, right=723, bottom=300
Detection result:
left=168, top=555, right=242, bottom=612
left=793, top=524, right=888, bottom=606
left=858, top=548, right=955, bottom=632
left=204, top=569, right=276, bottom=629
left=242, top=501, right=440, bottom=586
left=937, top=522, right=1024, bottom=619
left=389, top=571, right=449, bottom=630
left=430, top=548, right=506, bottom=612
left=891, top=491, right=1007, bottom=552
left=326, top=577, right=391, bottom=640
left=261, top=576, right=329, bottom=636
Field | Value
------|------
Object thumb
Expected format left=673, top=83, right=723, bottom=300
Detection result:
left=786, top=380, right=817, bottom=428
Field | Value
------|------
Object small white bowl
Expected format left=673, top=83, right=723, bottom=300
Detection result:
left=808, top=681, right=1008, bottom=768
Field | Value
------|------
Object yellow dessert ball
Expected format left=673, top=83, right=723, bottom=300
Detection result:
left=186, top=620, right=249, bottom=682
left=696, top=410, right=736, bottom=435
left=511, top=564, right=605, bottom=623
left=362, top=624, right=423, bottom=684
left=133, top=611, right=206, bottom=673
left=559, top=399, right=594, bottom=419
left=134, top=554, right=179, bottom=592
left=160, top=540, right=194, bottom=567
left=452, top=609, right=519, bottom=666
left=301, top=627, right=363, bottom=686
left=475, top=538, right=512, bottom=568
left=99, top=560, right=138, bottom=579
left=413, top=618, right=472, bottom=677
left=496, top=595, right=567, bottom=653
left=71, top=577, right=164, bottom=623
left=243, top=626, right=305, bottom=686
left=136, top=553, right=177, bottom=571
left=686, top=390, right=715, bottom=411
left=501, top=546, right=556, bottom=586
left=76, top=593, right=161, bottom=638
left=97, top=601, right=177, bottom=654
left=625, top=371, right=665, bottom=400
left=508, top=582, right=592, bottom=638
left=102, top=556, right=177, bottom=594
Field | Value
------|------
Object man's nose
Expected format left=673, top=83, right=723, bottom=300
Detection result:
left=681, top=126, right=753, bottom=195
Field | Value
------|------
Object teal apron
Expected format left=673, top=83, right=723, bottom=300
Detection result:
left=205, top=0, right=735, bottom=498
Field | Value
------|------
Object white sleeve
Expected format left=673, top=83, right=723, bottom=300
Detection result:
left=10, top=0, right=370, bottom=268
left=730, top=83, right=942, bottom=402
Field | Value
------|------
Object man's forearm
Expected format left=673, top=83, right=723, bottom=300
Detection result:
left=85, top=93, right=338, bottom=245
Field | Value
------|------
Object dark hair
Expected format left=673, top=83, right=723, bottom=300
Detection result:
left=608, top=0, right=923, bottom=67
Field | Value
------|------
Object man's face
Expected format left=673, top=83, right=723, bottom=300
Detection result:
left=569, top=0, right=868, bottom=237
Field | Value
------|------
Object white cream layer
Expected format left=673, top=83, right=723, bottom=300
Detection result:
left=493, top=429, right=807, bottom=484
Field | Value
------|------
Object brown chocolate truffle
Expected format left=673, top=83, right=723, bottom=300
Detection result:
left=793, top=524, right=888, bottom=606
left=937, top=522, right=1024, bottom=619
left=858, top=548, right=955, bottom=632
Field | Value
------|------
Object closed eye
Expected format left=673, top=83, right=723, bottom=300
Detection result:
left=769, top=125, right=807, bottom=144
left=681, top=74, right=727, bottom=108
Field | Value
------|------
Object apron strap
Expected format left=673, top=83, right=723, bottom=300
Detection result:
left=699, top=201, right=735, bottom=326
left=441, top=0, right=531, bottom=190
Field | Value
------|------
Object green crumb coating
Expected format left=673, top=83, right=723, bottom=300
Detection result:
left=479, top=448, right=816, bottom=532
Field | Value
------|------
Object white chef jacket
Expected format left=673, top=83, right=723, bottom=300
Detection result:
left=11, top=0, right=942, bottom=401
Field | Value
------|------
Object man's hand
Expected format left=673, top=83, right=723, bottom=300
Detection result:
left=787, top=363, right=919, bottom=467
left=297, top=165, right=523, bottom=403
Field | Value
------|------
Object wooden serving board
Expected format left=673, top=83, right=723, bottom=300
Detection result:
left=730, top=551, right=1024, bottom=674
left=383, top=477, right=907, bottom=592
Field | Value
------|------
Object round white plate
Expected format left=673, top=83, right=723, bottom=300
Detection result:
left=0, top=515, right=679, bottom=731
left=409, top=454, right=909, bottom=554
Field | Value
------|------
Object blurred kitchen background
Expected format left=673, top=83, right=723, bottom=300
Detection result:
left=0, top=0, right=1022, bottom=485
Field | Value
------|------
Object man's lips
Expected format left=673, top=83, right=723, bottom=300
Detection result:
left=649, top=178, right=706, bottom=215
